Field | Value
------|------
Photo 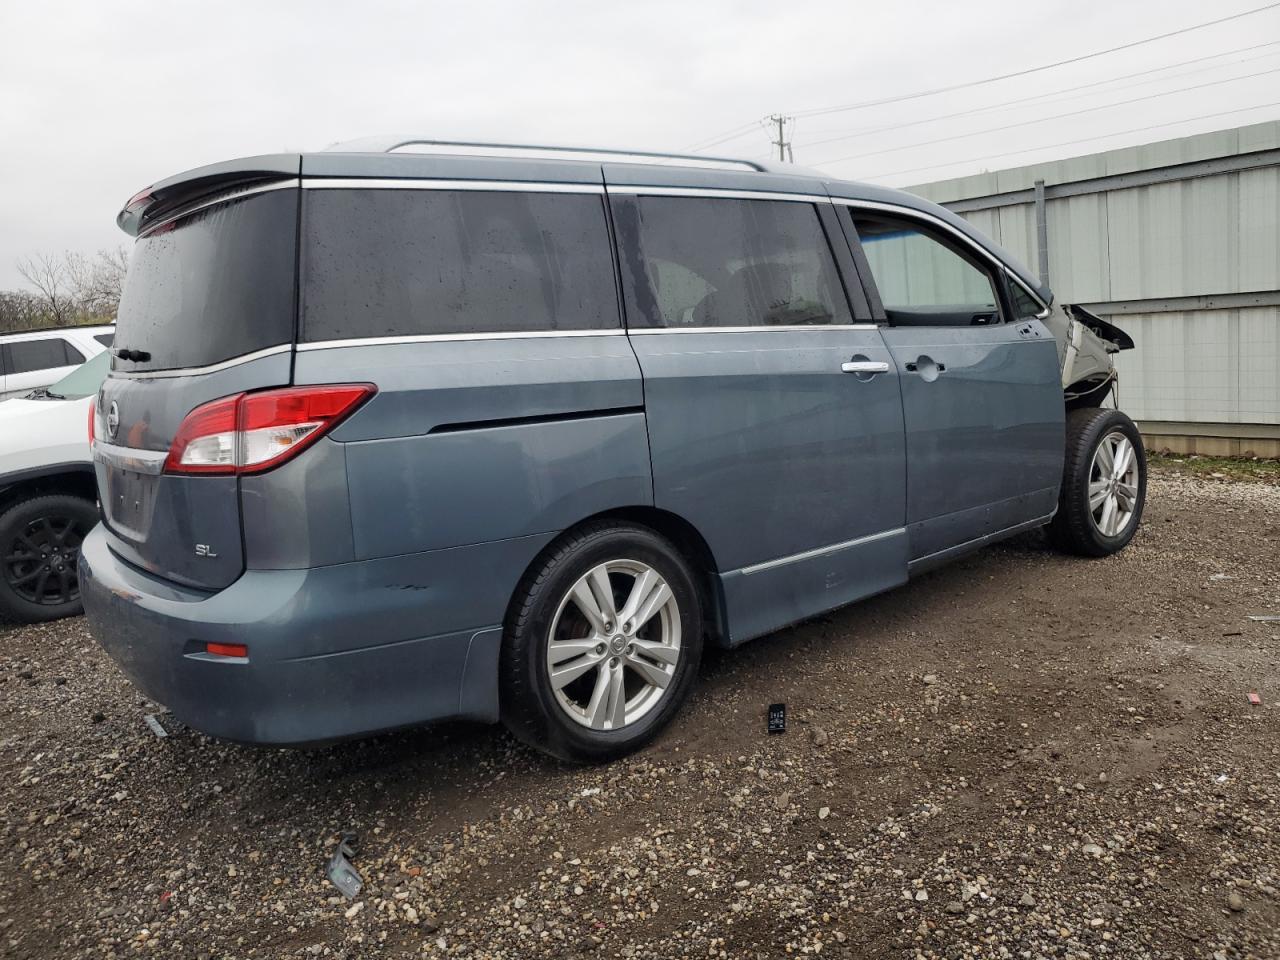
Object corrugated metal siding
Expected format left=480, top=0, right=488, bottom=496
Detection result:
left=906, top=120, right=1280, bottom=436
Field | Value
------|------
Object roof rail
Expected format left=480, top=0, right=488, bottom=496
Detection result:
left=324, top=136, right=767, bottom=172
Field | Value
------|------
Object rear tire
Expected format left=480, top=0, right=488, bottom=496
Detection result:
left=500, top=521, right=703, bottom=763
left=0, top=494, right=98, bottom=623
left=1049, top=407, right=1146, bottom=557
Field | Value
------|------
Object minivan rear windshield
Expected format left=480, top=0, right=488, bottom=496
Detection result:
left=113, top=187, right=298, bottom=372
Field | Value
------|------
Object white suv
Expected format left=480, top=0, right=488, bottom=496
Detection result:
left=0, top=351, right=108, bottom=622
left=0, top=324, right=114, bottom=401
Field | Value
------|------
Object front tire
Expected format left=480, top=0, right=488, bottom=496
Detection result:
left=500, top=521, right=703, bottom=763
left=0, top=494, right=98, bottom=623
left=1049, top=407, right=1146, bottom=557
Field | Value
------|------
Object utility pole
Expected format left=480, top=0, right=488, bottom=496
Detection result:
left=768, top=114, right=794, bottom=163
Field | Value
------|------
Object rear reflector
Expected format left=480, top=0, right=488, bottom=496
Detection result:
left=165, top=384, right=375, bottom=475
left=206, top=642, right=248, bottom=658
left=88, top=398, right=96, bottom=446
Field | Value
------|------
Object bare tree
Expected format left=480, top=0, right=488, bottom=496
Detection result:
left=6, top=247, right=129, bottom=332
left=74, top=247, right=129, bottom=318
left=0, top=290, right=45, bottom=332
left=16, top=253, right=78, bottom=326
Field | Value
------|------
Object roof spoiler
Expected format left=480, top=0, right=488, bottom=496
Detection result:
left=117, top=154, right=300, bottom=237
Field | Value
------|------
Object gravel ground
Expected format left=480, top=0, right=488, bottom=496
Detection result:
left=2, top=465, right=1279, bottom=960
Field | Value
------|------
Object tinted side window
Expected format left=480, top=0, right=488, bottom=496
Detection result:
left=7, top=338, right=72, bottom=375
left=302, top=189, right=619, bottom=341
left=65, top=342, right=85, bottom=365
left=853, top=214, right=1003, bottom=327
left=94, top=333, right=115, bottom=347
left=613, top=197, right=851, bottom=329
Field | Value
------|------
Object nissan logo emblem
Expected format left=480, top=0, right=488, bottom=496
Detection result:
left=107, top=401, right=120, bottom=440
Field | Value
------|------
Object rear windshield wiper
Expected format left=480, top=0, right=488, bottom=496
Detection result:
left=25, top=387, right=65, bottom=400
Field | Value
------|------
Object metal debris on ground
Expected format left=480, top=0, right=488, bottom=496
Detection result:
left=326, top=831, right=364, bottom=899
left=143, top=714, right=169, bottom=739
left=1248, top=615, right=1280, bottom=622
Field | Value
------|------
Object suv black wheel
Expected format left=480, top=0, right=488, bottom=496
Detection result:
left=1049, top=407, right=1147, bottom=557
left=500, top=521, right=703, bottom=763
left=0, top=494, right=98, bottom=623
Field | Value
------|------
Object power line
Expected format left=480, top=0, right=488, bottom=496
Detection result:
left=791, top=1, right=1280, bottom=120
left=810, top=64, right=1280, bottom=166
left=796, top=41, right=1280, bottom=152
left=852, top=101, right=1280, bottom=182
left=681, top=121, right=762, bottom=153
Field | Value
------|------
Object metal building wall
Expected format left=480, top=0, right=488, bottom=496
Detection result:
left=908, top=120, right=1280, bottom=456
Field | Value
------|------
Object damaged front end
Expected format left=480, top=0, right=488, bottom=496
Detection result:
left=1040, top=303, right=1135, bottom=409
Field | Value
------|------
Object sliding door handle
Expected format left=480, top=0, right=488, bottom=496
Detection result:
left=841, top=360, right=890, bottom=374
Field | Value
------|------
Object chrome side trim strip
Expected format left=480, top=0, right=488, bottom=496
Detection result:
left=301, top=178, right=605, bottom=194
left=831, top=197, right=1050, bottom=310
left=109, top=343, right=292, bottom=379
left=296, top=329, right=627, bottom=352
left=606, top=184, right=830, bottom=204
left=93, top=442, right=168, bottom=476
left=138, top=179, right=301, bottom=237
left=737, top=527, right=904, bottom=577
left=627, top=323, right=880, bottom=334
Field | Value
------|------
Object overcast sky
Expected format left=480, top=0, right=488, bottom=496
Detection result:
left=2, top=0, right=1279, bottom=289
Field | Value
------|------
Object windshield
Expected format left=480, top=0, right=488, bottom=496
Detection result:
left=46, top=350, right=111, bottom=400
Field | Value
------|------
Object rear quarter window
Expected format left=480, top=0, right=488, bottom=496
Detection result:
left=114, top=187, right=298, bottom=371
left=301, top=188, right=619, bottom=340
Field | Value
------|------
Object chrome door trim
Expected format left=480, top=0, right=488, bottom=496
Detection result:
left=606, top=184, right=830, bottom=204
left=109, top=343, right=293, bottom=379
left=832, top=197, right=1050, bottom=310
left=736, top=527, right=904, bottom=577
left=301, top=177, right=605, bottom=194
left=627, top=323, right=880, bottom=335
left=296, top=329, right=627, bottom=352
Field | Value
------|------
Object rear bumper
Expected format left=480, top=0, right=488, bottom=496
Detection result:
left=78, top=525, right=547, bottom=745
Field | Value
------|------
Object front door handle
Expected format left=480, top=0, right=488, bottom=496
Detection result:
left=841, top=360, right=890, bottom=375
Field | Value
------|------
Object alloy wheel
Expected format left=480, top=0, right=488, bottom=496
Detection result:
left=545, top=559, right=682, bottom=731
left=1088, top=430, right=1139, bottom=538
left=3, top=515, right=86, bottom=606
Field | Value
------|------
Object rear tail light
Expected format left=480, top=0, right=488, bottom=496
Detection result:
left=88, top=398, right=96, bottom=446
left=164, top=384, right=375, bottom=475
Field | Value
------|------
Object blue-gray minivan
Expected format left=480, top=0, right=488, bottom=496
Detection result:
left=80, top=140, right=1145, bottom=761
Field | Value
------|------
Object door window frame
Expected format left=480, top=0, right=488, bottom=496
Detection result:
left=831, top=200, right=1048, bottom=327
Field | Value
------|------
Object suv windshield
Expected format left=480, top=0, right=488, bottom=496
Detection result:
left=43, top=349, right=111, bottom=400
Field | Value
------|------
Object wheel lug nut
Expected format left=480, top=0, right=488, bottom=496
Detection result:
left=595, top=643, right=605, bottom=655
left=610, top=657, right=619, bottom=668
